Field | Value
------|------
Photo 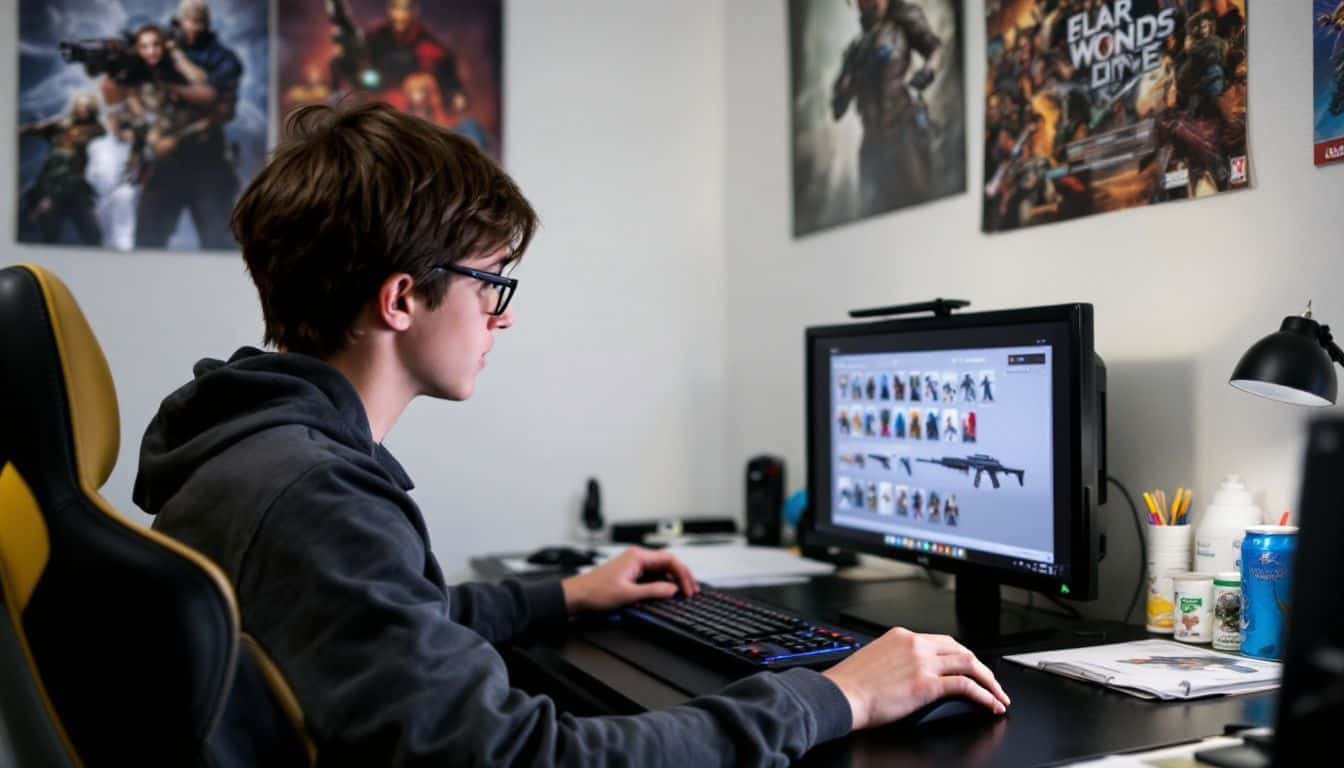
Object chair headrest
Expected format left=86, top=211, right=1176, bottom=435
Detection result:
left=0, top=264, right=119, bottom=495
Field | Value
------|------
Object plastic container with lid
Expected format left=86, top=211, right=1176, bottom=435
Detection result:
left=1193, top=475, right=1264, bottom=575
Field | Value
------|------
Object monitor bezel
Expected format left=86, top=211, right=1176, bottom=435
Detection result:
left=804, top=303, right=1100, bottom=600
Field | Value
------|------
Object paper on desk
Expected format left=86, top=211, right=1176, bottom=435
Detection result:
left=655, top=544, right=835, bottom=586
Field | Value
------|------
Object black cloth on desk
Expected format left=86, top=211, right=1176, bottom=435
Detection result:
left=133, top=347, right=851, bottom=765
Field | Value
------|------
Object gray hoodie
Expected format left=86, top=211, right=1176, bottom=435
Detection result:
left=134, top=347, right=850, bottom=766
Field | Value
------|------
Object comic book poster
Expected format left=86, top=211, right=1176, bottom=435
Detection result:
left=17, top=0, right=268, bottom=251
left=790, top=0, right=967, bottom=237
left=982, top=1, right=1249, bottom=233
left=1315, top=2, right=1344, bottom=165
left=278, top=0, right=502, bottom=161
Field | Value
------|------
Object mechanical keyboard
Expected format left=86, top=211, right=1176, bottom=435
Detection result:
left=619, top=589, right=868, bottom=670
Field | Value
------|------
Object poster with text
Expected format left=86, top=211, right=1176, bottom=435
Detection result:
left=17, top=0, right=268, bottom=250
left=790, top=0, right=967, bottom=237
left=278, top=0, right=502, bottom=161
left=983, top=0, right=1249, bottom=233
left=1315, top=1, right=1344, bottom=165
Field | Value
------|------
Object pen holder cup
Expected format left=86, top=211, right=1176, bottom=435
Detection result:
left=1145, top=524, right=1191, bottom=634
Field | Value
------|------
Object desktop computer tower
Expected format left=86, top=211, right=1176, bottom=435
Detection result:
left=745, top=456, right=784, bottom=546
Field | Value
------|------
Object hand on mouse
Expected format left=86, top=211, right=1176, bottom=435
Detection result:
left=821, top=628, right=1010, bottom=731
left=561, top=546, right=699, bottom=615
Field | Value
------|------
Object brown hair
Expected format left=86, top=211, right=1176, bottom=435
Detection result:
left=232, top=101, right=537, bottom=357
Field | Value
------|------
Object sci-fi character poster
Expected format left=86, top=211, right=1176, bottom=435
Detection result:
left=17, top=0, right=268, bottom=251
left=982, top=0, right=1250, bottom=233
left=1315, top=2, right=1344, bottom=165
left=278, top=0, right=502, bottom=161
left=789, top=0, right=967, bottom=237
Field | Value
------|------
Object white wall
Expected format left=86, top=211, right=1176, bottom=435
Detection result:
left=724, top=0, right=1344, bottom=621
left=1, top=0, right=729, bottom=576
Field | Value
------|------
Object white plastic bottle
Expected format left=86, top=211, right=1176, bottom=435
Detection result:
left=1193, top=475, right=1264, bottom=574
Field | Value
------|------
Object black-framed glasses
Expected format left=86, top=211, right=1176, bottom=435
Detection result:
left=433, top=264, right=518, bottom=316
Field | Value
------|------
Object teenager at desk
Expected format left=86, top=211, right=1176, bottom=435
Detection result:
left=131, top=102, right=1009, bottom=765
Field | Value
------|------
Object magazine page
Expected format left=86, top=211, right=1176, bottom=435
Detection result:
left=1004, top=640, right=1282, bottom=700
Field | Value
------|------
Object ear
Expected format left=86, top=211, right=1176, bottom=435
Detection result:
left=374, top=273, right=417, bottom=332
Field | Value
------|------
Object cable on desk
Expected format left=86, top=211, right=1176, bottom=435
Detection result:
left=1107, top=475, right=1145, bottom=626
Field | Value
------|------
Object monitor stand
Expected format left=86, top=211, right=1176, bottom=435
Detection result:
left=838, top=575, right=1059, bottom=650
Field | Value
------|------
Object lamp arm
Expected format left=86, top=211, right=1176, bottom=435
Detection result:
left=1317, top=325, right=1344, bottom=367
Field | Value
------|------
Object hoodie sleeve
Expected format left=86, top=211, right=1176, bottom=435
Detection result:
left=237, top=461, right=851, bottom=766
left=445, top=578, right=568, bottom=645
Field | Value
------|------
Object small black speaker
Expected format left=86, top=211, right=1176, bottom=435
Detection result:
left=745, top=455, right=784, bottom=546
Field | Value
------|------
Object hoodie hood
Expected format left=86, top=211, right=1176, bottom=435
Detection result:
left=133, top=347, right=411, bottom=515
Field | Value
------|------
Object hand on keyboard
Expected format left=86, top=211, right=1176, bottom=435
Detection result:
left=821, top=628, right=1010, bottom=731
left=561, top=546, right=699, bottom=615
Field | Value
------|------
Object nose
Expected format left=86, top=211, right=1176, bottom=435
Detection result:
left=489, top=307, right=514, bottom=330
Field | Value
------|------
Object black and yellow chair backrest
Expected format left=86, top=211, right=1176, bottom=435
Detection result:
left=0, top=264, right=314, bottom=767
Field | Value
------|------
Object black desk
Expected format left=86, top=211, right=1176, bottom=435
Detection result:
left=474, top=566, right=1277, bottom=767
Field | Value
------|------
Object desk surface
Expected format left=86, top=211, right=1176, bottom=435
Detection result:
left=486, top=571, right=1276, bottom=767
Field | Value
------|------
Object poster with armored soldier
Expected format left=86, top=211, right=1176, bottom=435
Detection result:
left=789, top=0, right=967, bottom=237
left=17, top=0, right=267, bottom=250
left=278, top=0, right=502, bottom=161
left=982, top=1, right=1250, bottom=233
left=1316, top=1, right=1344, bottom=165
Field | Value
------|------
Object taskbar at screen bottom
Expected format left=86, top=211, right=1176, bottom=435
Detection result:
left=875, top=533, right=1070, bottom=585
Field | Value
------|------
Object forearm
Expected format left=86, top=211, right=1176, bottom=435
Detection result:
left=170, top=82, right=219, bottom=107
left=171, top=49, right=210, bottom=84
left=449, top=578, right=567, bottom=643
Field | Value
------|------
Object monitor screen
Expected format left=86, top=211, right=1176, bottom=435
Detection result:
left=807, top=304, right=1104, bottom=602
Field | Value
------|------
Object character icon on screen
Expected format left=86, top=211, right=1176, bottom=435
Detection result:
left=908, top=409, right=922, bottom=439
left=879, top=374, right=890, bottom=400
left=941, top=373, right=956, bottom=402
left=892, top=373, right=906, bottom=401
left=863, top=408, right=877, bottom=437
left=911, top=489, right=924, bottom=520
left=895, top=486, right=909, bottom=516
left=962, top=412, right=977, bottom=443
left=851, top=410, right=863, bottom=433
left=960, top=373, right=976, bottom=402
left=851, top=377, right=864, bottom=399
left=894, top=410, right=906, bottom=439
left=879, top=408, right=892, bottom=437
left=837, top=408, right=850, bottom=435
left=942, top=410, right=959, bottom=443
left=837, top=478, right=859, bottom=510
left=866, top=375, right=876, bottom=400
left=877, top=482, right=895, bottom=515
left=981, top=373, right=995, bottom=402
left=927, top=491, right=942, bottom=524
left=909, top=374, right=922, bottom=402
left=837, top=374, right=849, bottom=400
left=925, top=410, right=940, bottom=441
left=865, top=482, right=879, bottom=512
left=944, top=495, right=959, bottom=526
left=924, top=375, right=939, bottom=402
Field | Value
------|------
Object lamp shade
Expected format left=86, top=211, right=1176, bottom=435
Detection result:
left=1229, top=316, right=1337, bottom=406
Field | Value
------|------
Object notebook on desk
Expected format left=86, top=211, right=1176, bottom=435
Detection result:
left=1004, top=639, right=1282, bottom=700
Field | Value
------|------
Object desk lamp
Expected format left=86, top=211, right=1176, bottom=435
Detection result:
left=1229, top=302, right=1344, bottom=406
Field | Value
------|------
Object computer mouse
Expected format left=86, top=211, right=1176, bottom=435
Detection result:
left=897, top=696, right=998, bottom=729
left=525, top=546, right=597, bottom=568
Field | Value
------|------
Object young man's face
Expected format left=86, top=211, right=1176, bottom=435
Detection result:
left=403, top=250, right=513, bottom=401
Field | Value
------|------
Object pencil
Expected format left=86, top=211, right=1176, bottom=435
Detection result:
left=1144, top=492, right=1165, bottom=525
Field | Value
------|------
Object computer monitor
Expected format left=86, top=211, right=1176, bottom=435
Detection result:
left=805, top=303, right=1106, bottom=644
left=1269, top=415, right=1344, bottom=766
